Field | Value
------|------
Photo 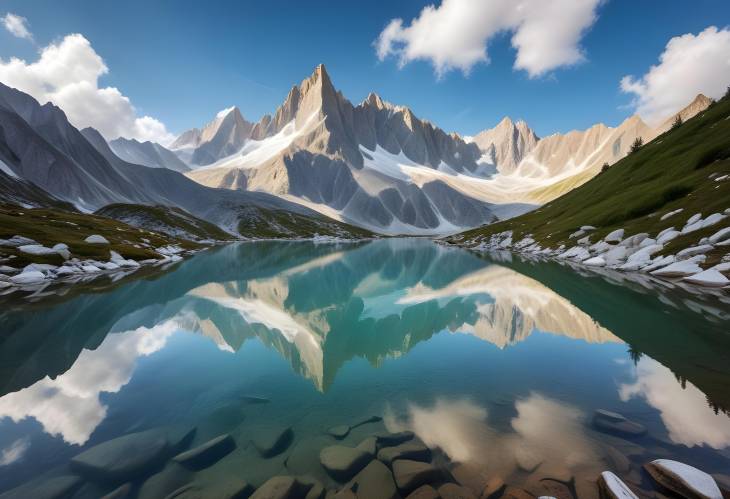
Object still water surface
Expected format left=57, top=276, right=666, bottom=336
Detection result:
left=0, top=239, right=729, bottom=498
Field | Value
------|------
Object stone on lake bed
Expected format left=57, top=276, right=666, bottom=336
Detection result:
left=346, top=460, right=398, bottom=499
left=500, top=486, right=535, bottom=499
left=328, top=425, right=350, bottom=439
left=438, top=483, right=477, bottom=499
left=378, top=441, right=432, bottom=466
left=253, top=427, right=293, bottom=458
left=320, top=445, right=373, bottom=481
left=250, top=476, right=312, bottom=499
left=172, top=434, right=235, bottom=469
left=374, top=431, right=414, bottom=447
left=71, top=429, right=172, bottom=481
left=101, top=482, right=133, bottom=499
left=0, top=475, right=82, bottom=499
left=406, top=485, right=440, bottom=499
left=392, top=460, right=442, bottom=494
left=355, top=436, right=378, bottom=457
left=592, top=410, right=646, bottom=438
left=644, top=459, right=722, bottom=499
left=598, top=471, right=638, bottom=499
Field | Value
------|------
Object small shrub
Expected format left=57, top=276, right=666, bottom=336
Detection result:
left=670, top=114, right=683, bottom=130
left=600, top=162, right=610, bottom=174
left=694, top=144, right=730, bottom=170
left=629, top=137, right=644, bottom=154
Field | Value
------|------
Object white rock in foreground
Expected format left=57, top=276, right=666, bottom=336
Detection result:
left=10, top=270, right=46, bottom=284
left=18, top=244, right=56, bottom=256
left=709, top=227, right=730, bottom=244
left=683, top=269, right=730, bottom=288
left=583, top=256, right=606, bottom=267
left=84, top=235, right=110, bottom=244
left=598, top=471, right=638, bottom=499
left=604, top=229, right=624, bottom=243
left=676, top=245, right=713, bottom=260
left=660, top=208, right=683, bottom=221
left=657, top=229, right=680, bottom=244
left=644, top=459, right=722, bottom=499
left=651, top=260, right=704, bottom=278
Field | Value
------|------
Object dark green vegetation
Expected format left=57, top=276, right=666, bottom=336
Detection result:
left=0, top=203, right=200, bottom=268
left=238, top=207, right=375, bottom=239
left=95, top=204, right=234, bottom=242
left=447, top=93, right=730, bottom=265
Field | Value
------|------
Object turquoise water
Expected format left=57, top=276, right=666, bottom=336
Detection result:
left=0, top=239, right=729, bottom=498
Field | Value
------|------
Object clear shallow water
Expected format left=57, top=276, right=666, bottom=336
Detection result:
left=0, top=239, right=729, bottom=498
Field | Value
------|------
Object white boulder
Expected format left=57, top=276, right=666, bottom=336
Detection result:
left=604, top=229, right=624, bottom=243
left=644, top=459, right=722, bottom=499
left=10, top=270, right=46, bottom=284
left=683, top=269, right=730, bottom=287
left=676, top=245, right=714, bottom=260
left=583, top=256, right=606, bottom=267
left=651, top=260, right=704, bottom=277
left=709, top=227, right=730, bottom=244
left=660, top=208, right=683, bottom=221
left=657, top=230, right=680, bottom=244
left=84, top=235, right=110, bottom=244
left=18, top=244, right=56, bottom=256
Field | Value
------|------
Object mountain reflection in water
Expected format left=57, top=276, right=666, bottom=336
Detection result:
left=0, top=239, right=729, bottom=497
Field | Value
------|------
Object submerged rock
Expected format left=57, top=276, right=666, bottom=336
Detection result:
left=597, top=471, right=638, bottom=499
left=250, top=476, right=312, bottom=499
left=70, top=429, right=171, bottom=481
left=377, top=441, right=431, bottom=466
left=355, top=437, right=378, bottom=458
left=374, top=431, right=414, bottom=447
left=392, top=460, right=442, bottom=494
left=320, top=445, right=373, bottom=481
left=253, top=427, right=294, bottom=458
left=101, top=483, right=133, bottom=499
left=328, top=425, right=350, bottom=440
left=172, top=434, right=235, bottom=469
left=0, top=475, right=82, bottom=499
left=405, top=485, right=440, bottom=499
left=592, top=410, right=646, bottom=438
left=644, top=459, right=722, bottom=499
left=438, top=483, right=477, bottom=499
left=347, top=460, right=398, bottom=499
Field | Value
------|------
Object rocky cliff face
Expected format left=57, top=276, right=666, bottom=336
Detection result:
left=110, top=137, right=190, bottom=172
left=471, top=117, right=539, bottom=174
left=186, top=65, right=497, bottom=234
left=171, top=107, right=254, bottom=166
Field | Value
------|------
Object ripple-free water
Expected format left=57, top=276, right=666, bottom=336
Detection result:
left=1, top=239, right=729, bottom=498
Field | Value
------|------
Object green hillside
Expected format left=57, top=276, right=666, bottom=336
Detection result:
left=446, top=92, right=730, bottom=268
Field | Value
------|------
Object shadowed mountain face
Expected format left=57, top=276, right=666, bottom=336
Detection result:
left=185, top=66, right=501, bottom=234
left=0, top=82, right=368, bottom=237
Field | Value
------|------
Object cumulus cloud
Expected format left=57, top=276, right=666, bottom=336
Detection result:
left=2, top=13, right=32, bottom=40
left=0, top=320, right=177, bottom=445
left=375, top=0, right=602, bottom=78
left=621, top=26, right=730, bottom=125
left=619, top=357, right=730, bottom=448
left=0, top=33, right=174, bottom=144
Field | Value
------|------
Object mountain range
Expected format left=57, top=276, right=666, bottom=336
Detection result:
left=0, top=64, right=712, bottom=238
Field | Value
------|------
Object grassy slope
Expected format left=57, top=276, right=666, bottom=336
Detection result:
left=95, top=203, right=234, bottom=241
left=238, top=207, right=375, bottom=239
left=447, top=94, right=730, bottom=266
left=0, top=203, right=201, bottom=268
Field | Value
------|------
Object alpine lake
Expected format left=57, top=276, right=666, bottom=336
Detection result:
left=1, top=239, right=729, bottom=499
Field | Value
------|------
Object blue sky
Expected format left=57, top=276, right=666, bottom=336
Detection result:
left=0, top=0, right=729, bottom=140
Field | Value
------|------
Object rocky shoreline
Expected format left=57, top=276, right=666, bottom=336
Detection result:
left=0, top=233, right=202, bottom=295
left=2, top=405, right=727, bottom=499
left=456, top=209, right=730, bottom=292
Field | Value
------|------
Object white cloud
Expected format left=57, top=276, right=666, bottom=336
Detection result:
left=2, top=13, right=32, bottom=40
left=375, top=0, right=602, bottom=78
left=0, top=33, right=174, bottom=144
left=619, top=357, right=730, bottom=449
left=0, top=321, right=177, bottom=445
left=0, top=437, right=30, bottom=466
left=621, top=26, right=730, bottom=125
